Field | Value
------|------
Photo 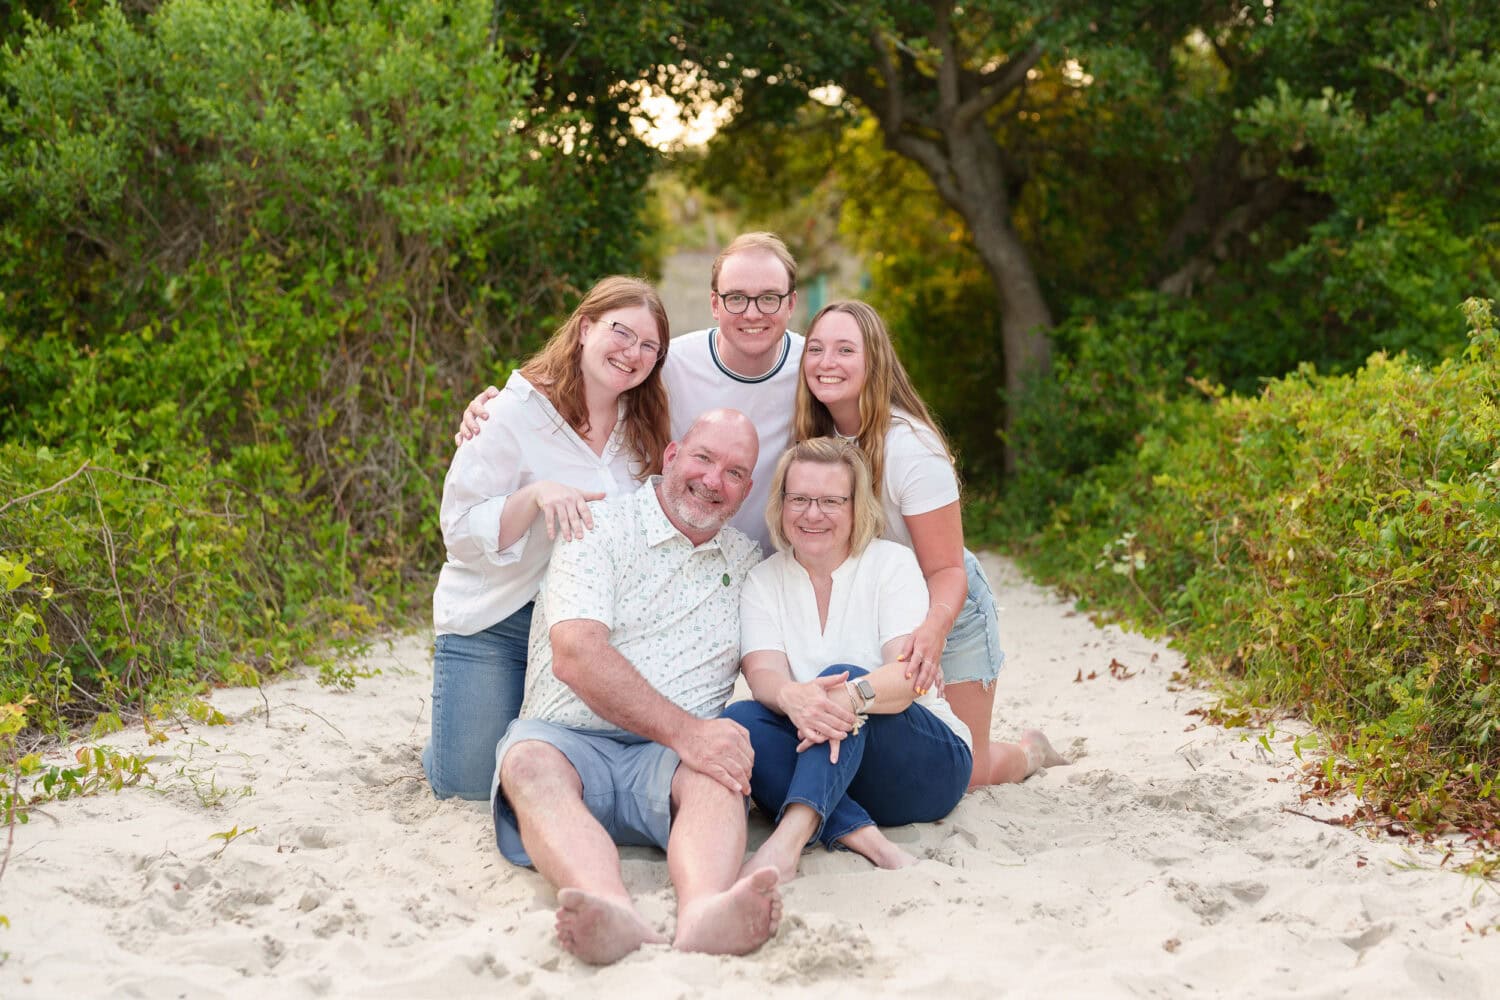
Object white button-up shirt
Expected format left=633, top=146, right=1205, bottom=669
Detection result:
left=432, top=371, right=646, bottom=636
left=518, top=481, right=762, bottom=732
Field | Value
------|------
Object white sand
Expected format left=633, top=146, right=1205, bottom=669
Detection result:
left=3, top=552, right=1496, bottom=998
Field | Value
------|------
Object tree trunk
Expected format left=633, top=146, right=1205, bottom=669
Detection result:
left=891, top=117, right=1053, bottom=475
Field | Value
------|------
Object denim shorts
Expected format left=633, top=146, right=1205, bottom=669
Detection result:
left=939, top=549, right=1005, bottom=687
left=490, top=719, right=680, bottom=866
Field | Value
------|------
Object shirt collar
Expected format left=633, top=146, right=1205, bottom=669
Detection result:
left=706, top=328, right=794, bottom=384
left=638, top=477, right=727, bottom=554
left=511, top=371, right=626, bottom=456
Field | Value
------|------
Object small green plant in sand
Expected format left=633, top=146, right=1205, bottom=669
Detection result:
left=165, top=738, right=255, bottom=808
left=209, top=825, right=258, bottom=860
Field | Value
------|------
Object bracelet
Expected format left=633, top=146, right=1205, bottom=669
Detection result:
left=844, top=680, right=871, bottom=716
left=931, top=600, right=956, bottom=623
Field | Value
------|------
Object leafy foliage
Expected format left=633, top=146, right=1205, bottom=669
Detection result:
left=677, top=0, right=1499, bottom=494
left=1016, top=300, right=1500, bottom=829
left=0, top=0, right=662, bottom=738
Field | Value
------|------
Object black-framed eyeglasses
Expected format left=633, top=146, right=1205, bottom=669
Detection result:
left=609, top=321, right=662, bottom=361
left=716, top=290, right=792, bottom=315
left=783, top=492, right=850, bottom=513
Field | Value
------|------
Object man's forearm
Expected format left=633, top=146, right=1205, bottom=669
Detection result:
left=554, top=640, right=697, bottom=747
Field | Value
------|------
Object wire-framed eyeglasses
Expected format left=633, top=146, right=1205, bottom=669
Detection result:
left=783, top=493, right=850, bottom=514
left=609, top=322, right=662, bottom=361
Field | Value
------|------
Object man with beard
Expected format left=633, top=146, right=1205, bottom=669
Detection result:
left=490, top=409, right=780, bottom=964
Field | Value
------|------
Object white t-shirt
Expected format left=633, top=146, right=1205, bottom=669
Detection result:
left=519, top=483, right=763, bottom=732
left=739, top=539, right=972, bottom=747
left=433, top=371, right=645, bottom=635
left=879, top=411, right=960, bottom=547
left=662, top=328, right=804, bottom=553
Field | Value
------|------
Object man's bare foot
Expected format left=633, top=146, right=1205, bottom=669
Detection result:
left=837, top=824, right=918, bottom=870
left=1021, top=728, right=1071, bottom=774
left=556, top=889, right=665, bottom=965
left=674, top=867, right=783, bottom=956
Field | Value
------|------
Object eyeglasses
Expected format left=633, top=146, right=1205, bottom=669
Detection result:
left=716, top=290, right=792, bottom=315
left=783, top=493, right=850, bottom=514
left=609, top=322, right=661, bottom=361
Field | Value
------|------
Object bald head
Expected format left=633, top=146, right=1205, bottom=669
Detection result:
left=681, top=408, right=759, bottom=471
left=657, top=409, right=759, bottom=543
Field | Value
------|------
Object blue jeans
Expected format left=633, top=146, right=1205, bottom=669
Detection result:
left=724, top=665, right=973, bottom=847
left=423, top=602, right=533, bottom=800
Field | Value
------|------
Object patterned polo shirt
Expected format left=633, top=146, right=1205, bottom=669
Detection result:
left=517, top=478, right=763, bottom=732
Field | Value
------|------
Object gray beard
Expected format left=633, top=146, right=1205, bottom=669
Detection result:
left=662, top=481, right=730, bottom=533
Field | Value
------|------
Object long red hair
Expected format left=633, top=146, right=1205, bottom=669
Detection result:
left=519, top=276, right=671, bottom=478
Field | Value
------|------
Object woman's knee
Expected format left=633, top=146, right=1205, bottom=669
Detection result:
left=818, top=662, right=867, bottom=679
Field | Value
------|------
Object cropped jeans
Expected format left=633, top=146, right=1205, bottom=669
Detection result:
left=423, top=602, right=533, bottom=800
left=723, top=664, right=972, bottom=847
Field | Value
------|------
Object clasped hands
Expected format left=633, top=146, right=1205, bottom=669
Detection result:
left=780, top=673, right=861, bottom=764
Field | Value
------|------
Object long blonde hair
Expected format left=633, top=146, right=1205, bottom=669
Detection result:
left=519, top=276, right=671, bottom=478
left=764, top=437, right=884, bottom=555
left=793, top=300, right=953, bottom=503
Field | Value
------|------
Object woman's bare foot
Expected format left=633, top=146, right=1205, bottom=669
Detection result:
left=838, top=824, right=918, bottom=870
left=674, top=867, right=783, bottom=956
left=1020, top=729, right=1071, bottom=773
left=739, top=803, right=818, bottom=883
left=555, top=889, right=665, bottom=965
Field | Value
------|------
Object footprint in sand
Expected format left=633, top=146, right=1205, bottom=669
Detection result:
left=765, top=915, right=874, bottom=983
left=297, top=825, right=343, bottom=849
left=1341, top=922, right=1394, bottom=952
left=1166, top=877, right=1269, bottom=924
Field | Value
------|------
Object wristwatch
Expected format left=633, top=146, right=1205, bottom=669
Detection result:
left=852, top=678, right=876, bottom=712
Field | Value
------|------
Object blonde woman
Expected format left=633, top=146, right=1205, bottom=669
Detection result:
left=795, top=300, right=1068, bottom=789
left=726, top=438, right=974, bottom=878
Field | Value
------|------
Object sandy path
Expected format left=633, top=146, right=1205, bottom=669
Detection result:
left=2, top=552, right=1495, bottom=998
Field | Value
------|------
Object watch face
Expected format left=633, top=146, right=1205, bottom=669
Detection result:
left=857, top=679, right=876, bottom=702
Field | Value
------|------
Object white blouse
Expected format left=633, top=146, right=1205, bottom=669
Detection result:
left=432, top=371, right=645, bottom=635
left=739, top=539, right=971, bottom=746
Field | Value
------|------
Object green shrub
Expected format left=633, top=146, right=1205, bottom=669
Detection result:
left=0, top=0, right=662, bottom=738
left=1018, top=299, right=1500, bottom=828
left=0, top=444, right=379, bottom=735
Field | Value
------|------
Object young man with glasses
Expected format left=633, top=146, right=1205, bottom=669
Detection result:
left=660, top=232, right=801, bottom=552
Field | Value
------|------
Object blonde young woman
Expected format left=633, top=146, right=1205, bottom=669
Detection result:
left=795, top=300, right=1068, bottom=788
left=427, top=276, right=671, bottom=800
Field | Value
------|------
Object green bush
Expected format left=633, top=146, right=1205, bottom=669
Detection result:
left=0, top=444, right=380, bottom=735
left=0, top=0, right=662, bottom=737
left=1018, top=299, right=1500, bottom=828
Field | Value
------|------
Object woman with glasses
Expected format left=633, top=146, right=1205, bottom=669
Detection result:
left=724, top=437, right=976, bottom=878
left=427, top=276, right=671, bottom=800
left=796, top=300, right=1068, bottom=790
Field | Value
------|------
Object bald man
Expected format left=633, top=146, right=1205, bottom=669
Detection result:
left=490, top=410, right=782, bottom=964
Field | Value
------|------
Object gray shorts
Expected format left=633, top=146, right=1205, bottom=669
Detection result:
left=940, top=549, right=1006, bottom=688
left=490, top=718, right=680, bottom=866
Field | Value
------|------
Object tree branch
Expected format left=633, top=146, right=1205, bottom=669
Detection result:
left=954, top=41, right=1045, bottom=132
left=1158, top=175, right=1301, bottom=297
